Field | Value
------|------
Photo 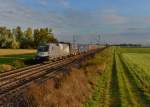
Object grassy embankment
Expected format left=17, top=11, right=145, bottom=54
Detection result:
left=85, top=47, right=114, bottom=107
left=23, top=47, right=113, bottom=107
left=0, top=49, right=36, bottom=72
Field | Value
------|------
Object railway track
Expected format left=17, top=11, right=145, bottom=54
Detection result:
left=0, top=58, right=67, bottom=87
left=0, top=50, right=97, bottom=104
left=0, top=47, right=107, bottom=107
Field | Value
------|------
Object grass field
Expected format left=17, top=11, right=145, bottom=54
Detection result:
left=0, top=49, right=36, bottom=56
left=0, top=49, right=36, bottom=64
left=0, top=54, right=35, bottom=64
left=85, top=47, right=150, bottom=107
left=0, top=49, right=36, bottom=72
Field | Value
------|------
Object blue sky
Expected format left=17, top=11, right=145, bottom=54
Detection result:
left=0, top=0, right=150, bottom=44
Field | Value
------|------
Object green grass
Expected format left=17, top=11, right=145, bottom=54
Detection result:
left=85, top=47, right=150, bottom=107
left=119, top=54, right=150, bottom=107
left=85, top=47, right=114, bottom=107
left=0, top=54, right=35, bottom=64
left=0, top=53, right=35, bottom=72
left=117, top=47, right=150, bottom=107
left=85, top=63, right=112, bottom=107
left=119, top=47, right=150, bottom=53
left=115, top=54, right=137, bottom=107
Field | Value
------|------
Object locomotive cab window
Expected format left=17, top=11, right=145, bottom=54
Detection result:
left=38, top=45, right=49, bottom=52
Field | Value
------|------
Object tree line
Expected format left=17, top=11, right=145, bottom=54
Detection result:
left=114, top=44, right=142, bottom=47
left=0, top=26, right=57, bottom=49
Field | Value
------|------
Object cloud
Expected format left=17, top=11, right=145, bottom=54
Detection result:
left=63, top=9, right=93, bottom=28
left=38, top=0, right=48, bottom=6
left=143, top=17, right=150, bottom=24
left=102, top=14, right=127, bottom=24
left=100, top=9, right=128, bottom=25
left=0, top=0, right=67, bottom=29
left=0, top=0, right=150, bottom=43
left=38, top=0, right=69, bottom=7
left=0, top=1, right=127, bottom=33
left=58, top=0, right=69, bottom=7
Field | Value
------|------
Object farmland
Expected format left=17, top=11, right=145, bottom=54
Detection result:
left=0, top=54, right=35, bottom=64
left=0, top=49, right=36, bottom=64
left=0, top=49, right=36, bottom=56
left=85, top=47, right=150, bottom=107
left=0, top=49, right=36, bottom=72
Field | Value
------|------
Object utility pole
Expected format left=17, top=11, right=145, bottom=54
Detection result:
left=98, top=34, right=101, bottom=45
left=73, top=35, right=76, bottom=45
left=72, top=35, right=77, bottom=51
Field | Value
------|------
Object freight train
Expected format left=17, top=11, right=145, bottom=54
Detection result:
left=35, top=42, right=101, bottom=61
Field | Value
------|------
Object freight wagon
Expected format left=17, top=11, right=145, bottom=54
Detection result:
left=88, top=44, right=98, bottom=50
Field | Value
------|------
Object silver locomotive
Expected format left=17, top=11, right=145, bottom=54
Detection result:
left=36, top=42, right=72, bottom=61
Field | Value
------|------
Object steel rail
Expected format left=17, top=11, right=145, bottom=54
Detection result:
left=0, top=49, right=105, bottom=106
left=0, top=55, right=79, bottom=88
left=0, top=53, right=85, bottom=94
left=0, top=56, right=71, bottom=78
left=0, top=59, right=66, bottom=85
left=0, top=50, right=100, bottom=106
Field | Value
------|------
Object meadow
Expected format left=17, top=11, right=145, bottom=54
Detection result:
left=85, top=47, right=150, bottom=107
left=0, top=54, right=35, bottom=64
left=0, top=49, right=36, bottom=72
left=0, top=49, right=36, bottom=56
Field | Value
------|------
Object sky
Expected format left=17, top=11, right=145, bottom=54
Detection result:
left=0, top=0, right=150, bottom=44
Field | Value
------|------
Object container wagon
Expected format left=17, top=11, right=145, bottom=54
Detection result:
left=88, top=44, right=98, bottom=50
left=78, top=44, right=89, bottom=53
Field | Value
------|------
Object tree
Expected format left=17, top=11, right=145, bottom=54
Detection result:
left=47, top=28, right=57, bottom=42
left=25, top=27, right=33, bottom=40
left=20, top=27, right=34, bottom=49
left=0, top=26, right=57, bottom=49
left=15, top=26, right=24, bottom=41
left=33, top=29, right=40, bottom=47
left=0, top=27, right=15, bottom=48
left=33, top=28, right=57, bottom=47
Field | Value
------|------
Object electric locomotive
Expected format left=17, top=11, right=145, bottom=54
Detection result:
left=35, top=42, right=71, bottom=61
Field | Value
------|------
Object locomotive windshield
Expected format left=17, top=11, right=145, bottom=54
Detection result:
left=38, top=45, right=49, bottom=52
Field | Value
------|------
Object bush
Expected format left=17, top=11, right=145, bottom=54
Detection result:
left=11, top=59, right=26, bottom=69
left=0, top=64, right=13, bottom=72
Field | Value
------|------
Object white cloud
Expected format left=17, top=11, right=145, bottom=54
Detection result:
left=0, top=1, right=150, bottom=43
left=38, top=0, right=69, bottom=7
left=0, top=0, right=67, bottom=29
left=100, top=9, right=128, bottom=25
left=58, top=0, right=69, bottom=7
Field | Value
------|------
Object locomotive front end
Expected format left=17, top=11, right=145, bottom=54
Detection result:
left=36, top=44, right=49, bottom=61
